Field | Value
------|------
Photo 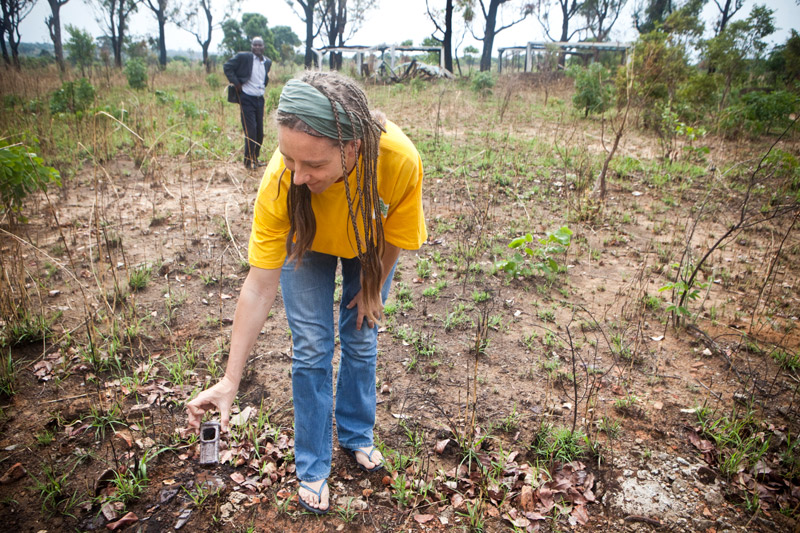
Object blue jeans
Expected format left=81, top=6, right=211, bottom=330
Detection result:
left=280, top=251, right=396, bottom=483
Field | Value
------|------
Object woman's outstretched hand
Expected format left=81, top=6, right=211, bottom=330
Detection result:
left=186, top=376, right=238, bottom=433
left=346, top=288, right=384, bottom=331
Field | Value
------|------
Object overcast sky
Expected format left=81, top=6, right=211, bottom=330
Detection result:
left=18, top=0, right=799, bottom=58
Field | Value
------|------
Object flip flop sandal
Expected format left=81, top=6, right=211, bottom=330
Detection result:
left=298, top=479, right=330, bottom=515
left=341, top=446, right=384, bottom=473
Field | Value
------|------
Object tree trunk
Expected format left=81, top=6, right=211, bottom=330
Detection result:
left=110, top=0, right=123, bottom=68
left=717, top=0, right=732, bottom=34
left=303, top=1, right=316, bottom=68
left=47, top=0, right=68, bottom=73
left=558, top=0, right=569, bottom=68
left=202, top=42, right=211, bottom=72
left=479, top=0, right=500, bottom=72
left=157, top=10, right=167, bottom=68
left=0, top=34, right=9, bottom=67
left=442, top=0, right=453, bottom=73
left=1, top=0, right=12, bottom=67
left=201, top=0, right=212, bottom=72
left=9, top=26, right=21, bottom=69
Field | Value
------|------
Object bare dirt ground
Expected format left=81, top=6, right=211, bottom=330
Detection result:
left=1, top=78, right=799, bottom=533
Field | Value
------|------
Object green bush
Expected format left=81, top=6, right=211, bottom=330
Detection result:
left=265, top=86, right=281, bottom=114
left=569, top=63, right=613, bottom=117
left=125, top=58, right=148, bottom=90
left=49, top=78, right=96, bottom=114
left=0, top=138, right=61, bottom=223
left=616, top=31, right=689, bottom=128
left=471, top=71, right=495, bottom=96
left=676, top=73, right=720, bottom=121
left=3, top=94, right=23, bottom=109
left=155, top=89, right=176, bottom=105
left=206, top=73, right=221, bottom=89
left=764, top=149, right=800, bottom=200
left=720, top=90, right=799, bottom=137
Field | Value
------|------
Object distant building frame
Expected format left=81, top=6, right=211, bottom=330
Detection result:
left=497, top=41, right=631, bottom=73
left=311, top=45, right=445, bottom=75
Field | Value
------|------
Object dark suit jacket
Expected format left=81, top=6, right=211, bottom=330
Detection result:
left=223, top=52, right=272, bottom=88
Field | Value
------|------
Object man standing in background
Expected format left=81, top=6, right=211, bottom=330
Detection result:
left=224, top=37, right=272, bottom=169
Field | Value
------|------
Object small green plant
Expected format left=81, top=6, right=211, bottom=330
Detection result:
left=610, top=333, right=633, bottom=361
left=530, top=423, right=586, bottom=463
left=422, top=280, right=447, bottom=299
left=182, top=481, right=219, bottom=509
left=643, top=294, right=662, bottom=311
left=659, top=262, right=708, bottom=322
left=36, top=428, right=56, bottom=446
left=598, top=416, right=621, bottom=438
left=1, top=311, right=53, bottom=347
left=495, top=226, right=573, bottom=279
left=400, top=420, right=425, bottom=454
left=415, top=257, right=431, bottom=279
left=443, top=302, right=472, bottom=331
left=49, top=78, right=95, bottom=114
left=500, top=403, right=521, bottom=432
left=537, top=308, right=556, bottom=323
left=471, top=71, right=495, bottom=95
left=471, top=290, right=490, bottom=303
left=86, top=403, right=126, bottom=440
left=540, top=354, right=561, bottom=378
left=109, top=470, right=145, bottom=504
left=125, top=58, right=148, bottom=90
left=614, top=394, right=638, bottom=412
left=163, top=339, right=199, bottom=385
left=128, top=265, right=152, bottom=291
left=336, top=497, right=359, bottom=522
left=0, top=138, right=61, bottom=224
left=30, top=464, right=70, bottom=516
left=390, top=474, right=413, bottom=508
left=772, top=349, right=800, bottom=372
left=0, top=350, right=16, bottom=396
left=384, top=449, right=416, bottom=474
left=521, top=331, right=538, bottom=351
left=206, top=73, right=221, bottom=88
left=696, top=405, right=771, bottom=479
left=457, top=499, right=485, bottom=532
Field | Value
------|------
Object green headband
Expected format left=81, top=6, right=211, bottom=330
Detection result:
left=278, top=79, right=362, bottom=140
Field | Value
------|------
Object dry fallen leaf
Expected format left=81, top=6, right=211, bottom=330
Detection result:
left=502, top=509, right=530, bottom=528
left=572, top=504, right=589, bottom=525
left=434, top=438, right=451, bottom=454
left=688, top=430, right=714, bottom=452
left=413, top=514, right=435, bottom=524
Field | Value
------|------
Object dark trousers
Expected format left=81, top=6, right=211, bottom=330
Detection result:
left=239, top=93, right=264, bottom=165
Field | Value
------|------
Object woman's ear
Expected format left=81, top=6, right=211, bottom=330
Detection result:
left=346, top=139, right=362, bottom=159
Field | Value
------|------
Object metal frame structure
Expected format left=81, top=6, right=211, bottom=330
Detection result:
left=497, top=41, right=631, bottom=73
left=311, top=44, right=445, bottom=75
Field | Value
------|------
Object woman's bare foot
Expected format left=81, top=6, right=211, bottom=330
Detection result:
left=298, top=479, right=329, bottom=513
left=353, top=446, right=383, bottom=470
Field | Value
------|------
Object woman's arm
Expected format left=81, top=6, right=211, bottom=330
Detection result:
left=186, top=265, right=281, bottom=431
left=346, top=242, right=402, bottom=331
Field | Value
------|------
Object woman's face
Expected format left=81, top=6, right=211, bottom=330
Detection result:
left=278, top=126, right=360, bottom=195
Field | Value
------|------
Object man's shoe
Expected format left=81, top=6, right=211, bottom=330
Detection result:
left=255, top=160, right=267, bottom=168
left=244, top=161, right=253, bottom=169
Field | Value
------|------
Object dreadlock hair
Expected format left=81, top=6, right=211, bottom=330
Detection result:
left=276, top=71, right=387, bottom=315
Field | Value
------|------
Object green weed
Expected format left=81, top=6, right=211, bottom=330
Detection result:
left=128, top=264, right=152, bottom=291
left=530, top=423, right=586, bottom=463
left=0, top=350, right=16, bottom=397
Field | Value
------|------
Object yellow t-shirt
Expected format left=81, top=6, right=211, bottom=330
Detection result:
left=248, top=120, right=427, bottom=269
